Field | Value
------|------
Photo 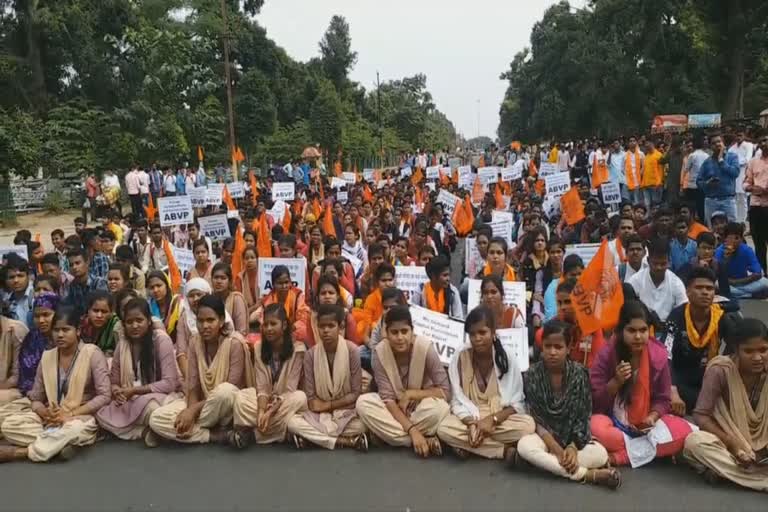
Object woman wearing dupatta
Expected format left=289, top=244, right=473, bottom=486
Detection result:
left=479, top=275, right=525, bottom=329
left=234, top=246, right=261, bottom=324
left=476, top=237, right=517, bottom=282
left=79, top=290, right=119, bottom=357
left=231, top=304, right=306, bottom=448
left=287, top=304, right=368, bottom=451
left=438, top=307, right=535, bottom=461
left=175, top=278, right=212, bottom=381
left=149, top=295, right=254, bottom=445
left=256, top=265, right=310, bottom=344
left=211, top=262, right=248, bottom=336
left=356, top=306, right=450, bottom=458
left=306, top=276, right=359, bottom=346
left=96, top=298, right=180, bottom=444
left=520, top=227, right=554, bottom=325
left=0, top=314, right=29, bottom=405
left=519, top=320, right=620, bottom=489
left=684, top=318, right=768, bottom=491
left=0, top=306, right=110, bottom=463
left=590, top=301, right=694, bottom=467
left=146, top=271, right=181, bottom=342
left=187, top=239, right=213, bottom=286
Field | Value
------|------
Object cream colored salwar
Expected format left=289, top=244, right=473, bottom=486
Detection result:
left=517, top=434, right=609, bottom=480
left=438, top=410, right=535, bottom=459
left=356, top=394, right=449, bottom=446
left=234, top=388, right=307, bottom=444
left=0, top=397, right=31, bottom=438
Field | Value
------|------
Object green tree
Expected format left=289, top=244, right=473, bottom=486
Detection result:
left=310, top=80, right=344, bottom=156
left=235, top=69, right=278, bottom=154
left=319, top=15, right=358, bottom=92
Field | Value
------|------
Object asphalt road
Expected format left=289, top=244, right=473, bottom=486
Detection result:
left=1, top=440, right=765, bottom=511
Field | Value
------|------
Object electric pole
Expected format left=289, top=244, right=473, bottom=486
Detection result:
left=221, top=0, right=238, bottom=180
left=377, top=71, right=383, bottom=168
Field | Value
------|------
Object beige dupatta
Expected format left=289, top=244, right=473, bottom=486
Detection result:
left=253, top=341, right=305, bottom=397
left=238, top=270, right=259, bottom=308
left=313, top=336, right=354, bottom=435
left=374, top=335, right=430, bottom=400
left=115, top=319, right=166, bottom=388
left=0, top=317, right=26, bottom=382
left=40, top=343, right=98, bottom=411
left=192, top=331, right=255, bottom=398
left=459, top=349, right=502, bottom=415
left=709, top=356, right=768, bottom=451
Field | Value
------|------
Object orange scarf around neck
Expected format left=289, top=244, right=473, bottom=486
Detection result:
left=424, top=282, right=446, bottom=314
left=627, top=346, right=651, bottom=427
left=484, top=263, right=516, bottom=281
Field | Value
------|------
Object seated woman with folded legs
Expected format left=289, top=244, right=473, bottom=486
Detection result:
left=149, top=295, right=254, bottom=444
left=590, top=301, right=694, bottom=467
left=684, top=318, right=768, bottom=492
left=287, top=304, right=368, bottom=451
left=518, top=320, right=620, bottom=488
left=96, top=298, right=180, bottom=444
left=356, top=305, right=450, bottom=458
left=231, top=304, right=306, bottom=448
left=438, top=306, right=535, bottom=461
left=0, top=306, right=110, bottom=462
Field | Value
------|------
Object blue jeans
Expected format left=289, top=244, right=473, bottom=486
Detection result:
left=622, top=186, right=642, bottom=205
left=730, top=277, right=768, bottom=299
left=704, top=197, right=737, bottom=226
left=642, top=186, right=663, bottom=207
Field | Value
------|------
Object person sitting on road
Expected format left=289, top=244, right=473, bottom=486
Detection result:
left=411, top=255, right=464, bottom=319
left=356, top=305, right=450, bottom=458
left=479, top=275, right=525, bottom=329
left=715, top=222, right=768, bottom=300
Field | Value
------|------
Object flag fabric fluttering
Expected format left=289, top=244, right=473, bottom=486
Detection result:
left=257, top=212, right=272, bottom=258
left=560, top=186, right=585, bottom=225
left=570, top=239, right=623, bottom=334
left=144, top=193, right=158, bottom=222
left=231, top=227, right=246, bottom=279
left=322, top=202, right=335, bottom=238
left=162, top=240, right=182, bottom=294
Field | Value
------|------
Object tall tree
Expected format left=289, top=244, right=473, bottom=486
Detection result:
left=319, top=15, right=358, bottom=92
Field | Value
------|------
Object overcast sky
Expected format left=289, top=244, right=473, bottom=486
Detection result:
left=258, top=0, right=575, bottom=140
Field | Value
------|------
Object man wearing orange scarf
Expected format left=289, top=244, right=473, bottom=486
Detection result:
left=412, top=255, right=464, bottom=319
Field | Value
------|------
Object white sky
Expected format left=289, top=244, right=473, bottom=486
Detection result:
left=257, top=0, right=574, bottom=140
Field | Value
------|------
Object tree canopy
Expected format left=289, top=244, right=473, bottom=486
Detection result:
left=497, top=0, right=768, bottom=144
left=0, top=1, right=457, bottom=176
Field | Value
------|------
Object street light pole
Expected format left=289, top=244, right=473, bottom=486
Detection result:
left=220, top=0, right=238, bottom=180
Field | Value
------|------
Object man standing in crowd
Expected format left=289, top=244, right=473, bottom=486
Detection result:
left=138, top=167, right=150, bottom=210
left=641, top=140, right=664, bottom=207
left=683, top=135, right=709, bottom=222
left=744, top=133, right=768, bottom=275
left=125, top=166, right=142, bottom=217
left=163, top=166, right=177, bottom=196
left=85, top=171, right=100, bottom=222
left=728, top=129, right=754, bottom=224
left=697, top=135, right=740, bottom=225
left=624, top=136, right=644, bottom=206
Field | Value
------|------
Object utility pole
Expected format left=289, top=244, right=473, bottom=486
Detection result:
left=377, top=71, right=383, bottom=168
left=220, top=0, right=238, bottom=180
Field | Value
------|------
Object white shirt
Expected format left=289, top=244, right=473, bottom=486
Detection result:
left=103, top=174, right=120, bottom=190
left=729, top=141, right=755, bottom=193
left=557, top=150, right=570, bottom=171
left=138, top=171, right=150, bottom=194
left=618, top=258, right=648, bottom=282
left=164, top=174, right=176, bottom=193
left=624, top=149, right=645, bottom=186
left=627, top=268, right=688, bottom=322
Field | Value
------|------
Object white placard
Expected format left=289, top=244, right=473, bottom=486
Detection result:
left=440, top=167, right=451, bottom=177
left=497, top=328, right=530, bottom=371
left=545, top=172, right=571, bottom=199
left=464, top=238, right=484, bottom=278
left=492, top=210, right=516, bottom=224
left=171, top=247, right=195, bottom=278
left=337, top=191, right=348, bottom=204
left=501, top=166, right=522, bottom=182
left=344, top=252, right=364, bottom=277
left=395, top=266, right=428, bottom=303
left=257, top=257, right=307, bottom=295
left=363, top=169, right=375, bottom=182
left=342, top=172, right=356, bottom=185
left=0, top=245, right=29, bottom=262
left=448, top=158, right=462, bottom=170
left=466, top=279, right=527, bottom=321
left=426, top=166, right=440, bottom=180
left=400, top=166, right=413, bottom=178
left=425, top=182, right=436, bottom=192
left=331, top=177, right=346, bottom=189
left=158, top=195, right=193, bottom=227
left=459, top=172, right=474, bottom=189
left=226, top=210, right=240, bottom=219
left=539, top=162, right=559, bottom=177
left=410, top=305, right=465, bottom=365
left=272, top=182, right=295, bottom=202
left=206, top=183, right=225, bottom=206
left=198, top=214, right=230, bottom=241
left=478, top=166, right=499, bottom=185
left=226, top=181, right=245, bottom=199
left=543, top=196, right=561, bottom=217
left=565, top=243, right=601, bottom=267
left=267, top=200, right=286, bottom=224
left=436, top=189, right=460, bottom=216
left=188, top=186, right=207, bottom=208
left=487, top=218, right=514, bottom=247
left=458, top=165, right=471, bottom=176
left=601, top=182, right=621, bottom=205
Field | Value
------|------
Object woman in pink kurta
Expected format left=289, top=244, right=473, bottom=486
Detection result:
left=212, top=262, right=248, bottom=336
left=96, top=298, right=180, bottom=442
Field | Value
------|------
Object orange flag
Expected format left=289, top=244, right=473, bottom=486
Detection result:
left=529, top=159, right=538, bottom=177
left=223, top=184, right=237, bottom=212
left=411, top=168, right=424, bottom=185
left=570, top=240, right=623, bottom=334
left=282, top=208, right=292, bottom=233
left=591, top=154, right=609, bottom=188
left=560, top=187, right=585, bottom=225
left=144, top=193, right=157, bottom=222
left=235, top=146, right=245, bottom=163
left=231, top=226, right=246, bottom=278
left=452, top=196, right=475, bottom=237
left=317, top=175, right=326, bottom=202
left=162, top=239, right=182, bottom=294
left=414, top=187, right=423, bottom=209
left=494, top=184, right=505, bottom=209
left=312, top=198, right=322, bottom=219
left=322, top=202, right=335, bottom=238
left=256, top=213, right=272, bottom=258
left=249, top=172, right=259, bottom=207
left=363, top=185, right=373, bottom=203
left=471, top=175, right=485, bottom=205
left=197, top=145, right=204, bottom=162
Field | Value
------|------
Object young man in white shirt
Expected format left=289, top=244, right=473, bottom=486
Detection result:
left=728, top=129, right=755, bottom=224
left=617, top=234, right=648, bottom=283
left=627, top=237, right=687, bottom=323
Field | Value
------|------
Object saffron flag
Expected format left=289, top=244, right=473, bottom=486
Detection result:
left=452, top=196, right=475, bottom=237
left=223, top=184, right=237, bottom=212
left=249, top=171, right=259, bottom=207
left=494, top=184, right=505, bottom=209
left=570, top=240, right=623, bottom=334
left=144, top=193, right=157, bottom=222
left=197, top=145, right=204, bottom=162
left=256, top=213, right=272, bottom=258
left=322, top=202, right=335, bottom=238
left=231, top=227, right=246, bottom=279
left=560, top=187, right=585, bottom=225
left=411, top=167, right=424, bottom=185
left=162, top=239, right=182, bottom=294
